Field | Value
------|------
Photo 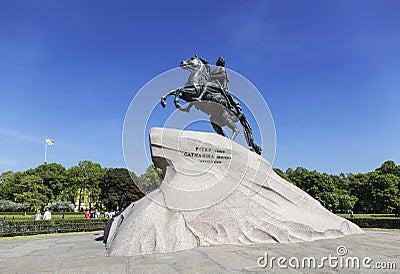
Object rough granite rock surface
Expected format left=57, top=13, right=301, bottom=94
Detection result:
left=105, top=127, right=363, bottom=256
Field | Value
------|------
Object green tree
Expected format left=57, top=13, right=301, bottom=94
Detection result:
left=139, top=164, right=163, bottom=193
left=348, top=173, right=372, bottom=212
left=375, top=161, right=400, bottom=211
left=330, top=174, right=358, bottom=211
left=0, top=171, right=27, bottom=201
left=285, top=167, right=354, bottom=212
left=337, top=193, right=358, bottom=211
left=273, top=168, right=289, bottom=181
left=14, top=174, right=51, bottom=210
left=0, top=171, right=17, bottom=200
left=68, top=161, right=106, bottom=211
left=369, top=172, right=400, bottom=213
left=376, top=160, right=398, bottom=176
left=100, top=168, right=144, bottom=211
left=33, top=163, right=68, bottom=200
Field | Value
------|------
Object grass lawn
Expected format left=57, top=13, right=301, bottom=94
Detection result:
left=362, top=227, right=400, bottom=231
left=337, top=213, right=400, bottom=219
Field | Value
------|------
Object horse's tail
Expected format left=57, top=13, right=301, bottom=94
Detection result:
left=239, top=115, right=262, bottom=155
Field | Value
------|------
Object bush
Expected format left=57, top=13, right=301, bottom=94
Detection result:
left=0, top=219, right=108, bottom=237
left=346, top=218, right=400, bottom=229
left=0, top=200, right=30, bottom=212
left=1, top=217, right=106, bottom=225
left=47, top=200, right=75, bottom=212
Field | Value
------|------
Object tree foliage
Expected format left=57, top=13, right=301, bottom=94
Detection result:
left=14, top=174, right=51, bottom=210
left=67, top=160, right=106, bottom=211
left=280, top=160, right=400, bottom=213
left=139, top=164, right=163, bottom=193
left=32, top=163, right=68, bottom=201
left=99, top=168, right=144, bottom=211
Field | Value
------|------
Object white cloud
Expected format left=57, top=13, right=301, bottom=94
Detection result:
left=0, top=128, right=42, bottom=144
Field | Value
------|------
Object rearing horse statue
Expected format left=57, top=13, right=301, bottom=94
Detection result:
left=160, top=55, right=262, bottom=155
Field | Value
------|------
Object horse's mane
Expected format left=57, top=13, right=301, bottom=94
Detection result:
left=199, top=57, right=208, bottom=64
left=199, top=57, right=211, bottom=74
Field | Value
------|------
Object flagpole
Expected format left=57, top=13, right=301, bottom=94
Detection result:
left=44, top=137, right=54, bottom=164
left=44, top=141, right=47, bottom=164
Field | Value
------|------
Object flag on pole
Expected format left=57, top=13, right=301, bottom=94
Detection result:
left=45, top=138, right=55, bottom=145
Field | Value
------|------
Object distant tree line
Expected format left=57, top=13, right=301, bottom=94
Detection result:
left=0, top=161, right=161, bottom=212
left=1, top=160, right=399, bottom=214
left=274, top=160, right=400, bottom=213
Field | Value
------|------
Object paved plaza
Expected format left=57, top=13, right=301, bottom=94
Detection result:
left=0, top=230, right=399, bottom=273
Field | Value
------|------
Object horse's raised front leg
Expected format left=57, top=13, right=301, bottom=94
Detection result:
left=161, top=90, right=176, bottom=108
left=174, top=89, right=182, bottom=109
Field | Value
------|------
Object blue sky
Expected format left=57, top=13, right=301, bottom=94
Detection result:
left=1, top=0, right=399, bottom=175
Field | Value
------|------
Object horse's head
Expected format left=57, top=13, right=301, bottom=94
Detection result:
left=180, top=55, right=210, bottom=73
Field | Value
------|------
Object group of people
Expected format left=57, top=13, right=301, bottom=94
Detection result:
left=85, top=209, right=99, bottom=219
left=30, top=208, right=116, bottom=220
left=84, top=209, right=116, bottom=219
left=33, top=208, right=52, bottom=221
left=103, top=210, right=116, bottom=219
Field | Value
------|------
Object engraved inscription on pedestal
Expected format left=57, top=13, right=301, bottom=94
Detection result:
left=182, top=145, right=231, bottom=164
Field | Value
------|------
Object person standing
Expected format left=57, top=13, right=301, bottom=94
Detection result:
left=43, top=208, right=52, bottom=220
left=85, top=210, right=90, bottom=219
left=34, top=210, right=41, bottom=221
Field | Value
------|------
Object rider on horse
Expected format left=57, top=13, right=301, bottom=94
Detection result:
left=193, top=57, right=243, bottom=118
left=161, top=55, right=262, bottom=155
